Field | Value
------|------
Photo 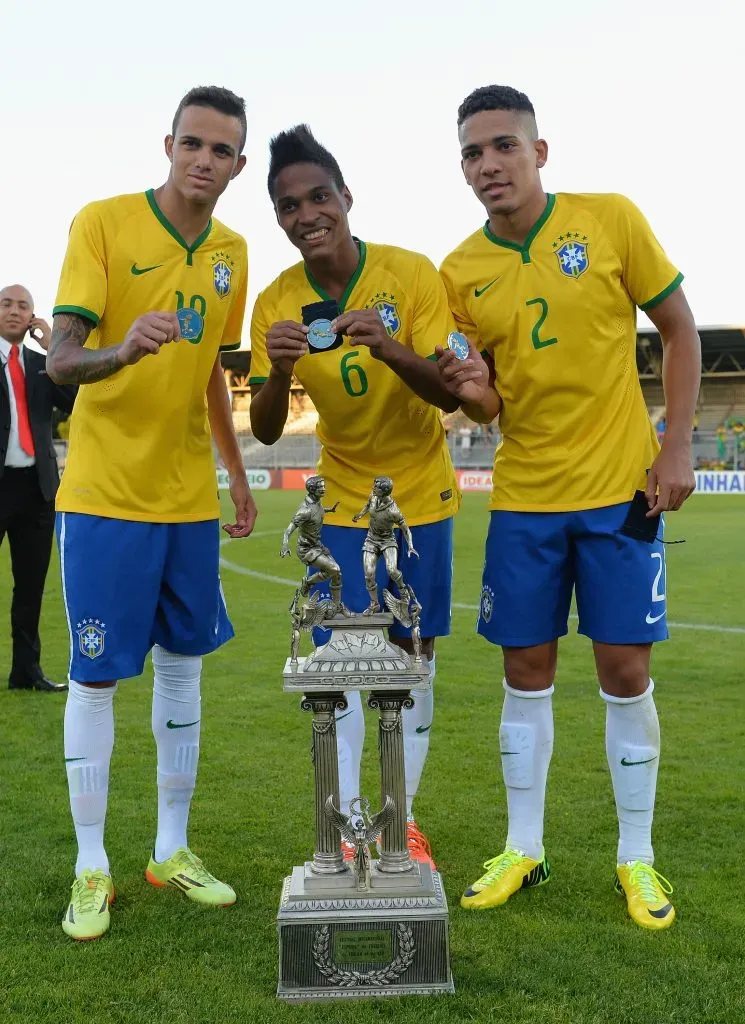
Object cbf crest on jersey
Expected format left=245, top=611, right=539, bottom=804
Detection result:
left=552, top=232, right=590, bottom=279
left=211, top=251, right=234, bottom=298
left=367, top=291, right=401, bottom=337
left=76, top=619, right=106, bottom=660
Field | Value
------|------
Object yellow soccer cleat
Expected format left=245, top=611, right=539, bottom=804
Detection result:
left=461, top=848, right=550, bottom=910
left=145, top=848, right=236, bottom=907
left=62, top=869, right=115, bottom=941
left=615, top=861, right=675, bottom=930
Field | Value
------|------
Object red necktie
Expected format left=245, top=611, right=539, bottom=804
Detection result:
left=7, top=346, right=35, bottom=457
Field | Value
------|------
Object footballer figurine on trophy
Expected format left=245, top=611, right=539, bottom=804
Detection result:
left=352, top=477, right=423, bottom=661
left=282, top=476, right=348, bottom=660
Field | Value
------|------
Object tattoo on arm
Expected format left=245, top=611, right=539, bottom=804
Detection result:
left=47, top=313, right=123, bottom=385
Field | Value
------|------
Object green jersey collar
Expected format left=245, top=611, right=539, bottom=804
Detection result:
left=483, top=193, right=556, bottom=264
left=304, top=239, right=367, bottom=311
left=146, top=189, right=212, bottom=265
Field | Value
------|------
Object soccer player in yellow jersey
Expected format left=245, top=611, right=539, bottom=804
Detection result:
left=46, top=86, right=257, bottom=940
left=437, top=86, right=701, bottom=929
left=249, top=126, right=461, bottom=867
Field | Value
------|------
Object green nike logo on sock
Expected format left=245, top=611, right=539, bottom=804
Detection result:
left=500, top=751, right=520, bottom=755
left=336, top=709, right=355, bottom=722
left=620, top=756, right=658, bottom=766
left=64, top=756, right=86, bottom=763
left=416, top=723, right=432, bottom=734
left=166, top=720, right=200, bottom=730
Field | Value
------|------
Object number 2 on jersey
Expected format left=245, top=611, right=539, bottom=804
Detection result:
left=340, top=350, right=368, bottom=397
left=526, top=297, right=558, bottom=350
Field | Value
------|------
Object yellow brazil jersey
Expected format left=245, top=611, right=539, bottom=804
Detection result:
left=53, top=190, right=247, bottom=523
left=250, top=242, right=460, bottom=527
left=440, top=192, right=683, bottom=513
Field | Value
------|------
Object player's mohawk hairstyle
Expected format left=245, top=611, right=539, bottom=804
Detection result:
left=457, top=85, right=536, bottom=127
left=267, top=124, right=345, bottom=199
left=172, top=85, right=247, bottom=152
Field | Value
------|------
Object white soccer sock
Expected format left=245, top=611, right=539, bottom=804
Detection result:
left=65, top=680, right=116, bottom=876
left=336, top=690, right=365, bottom=817
left=501, top=679, right=554, bottom=861
left=151, top=645, right=202, bottom=863
left=603, top=681, right=660, bottom=866
left=403, top=655, right=436, bottom=818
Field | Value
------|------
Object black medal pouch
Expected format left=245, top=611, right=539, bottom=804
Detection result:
left=619, top=490, right=661, bottom=544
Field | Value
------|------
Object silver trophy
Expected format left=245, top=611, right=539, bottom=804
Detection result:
left=276, top=477, right=453, bottom=1002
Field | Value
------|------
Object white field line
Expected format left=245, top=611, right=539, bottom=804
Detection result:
left=219, top=539, right=745, bottom=637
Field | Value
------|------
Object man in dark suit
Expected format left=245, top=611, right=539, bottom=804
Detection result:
left=1, top=284, right=76, bottom=692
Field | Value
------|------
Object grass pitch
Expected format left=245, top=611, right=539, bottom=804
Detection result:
left=1, top=492, right=743, bottom=1024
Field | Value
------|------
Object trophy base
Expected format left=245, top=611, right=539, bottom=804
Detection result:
left=296, top=859, right=436, bottom=897
left=284, top=612, right=429, bottom=693
left=277, top=868, right=454, bottom=1001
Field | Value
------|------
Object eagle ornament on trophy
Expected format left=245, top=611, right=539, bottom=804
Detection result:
left=324, top=795, right=395, bottom=891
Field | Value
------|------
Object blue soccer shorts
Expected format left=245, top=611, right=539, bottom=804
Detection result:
left=57, top=512, right=234, bottom=682
left=477, top=502, right=668, bottom=647
left=311, top=518, right=454, bottom=646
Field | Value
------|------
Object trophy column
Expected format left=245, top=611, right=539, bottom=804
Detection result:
left=368, top=692, right=415, bottom=874
left=301, top=692, right=347, bottom=875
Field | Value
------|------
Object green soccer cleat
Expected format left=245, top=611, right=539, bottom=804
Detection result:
left=145, top=848, right=236, bottom=907
left=62, top=869, right=115, bottom=941
left=461, top=847, right=550, bottom=910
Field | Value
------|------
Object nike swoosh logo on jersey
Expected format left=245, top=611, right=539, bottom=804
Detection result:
left=166, top=719, right=200, bottom=729
left=620, top=756, right=658, bottom=767
left=416, top=723, right=432, bottom=734
left=645, top=610, right=666, bottom=624
left=131, top=263, right=163, bottom=275
left=474, top=278, right=499, bottom=297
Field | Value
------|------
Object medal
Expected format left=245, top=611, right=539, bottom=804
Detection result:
left=177, top=307, right=204, bottom=340
left=446, top=331, right=470, bottom=360
left=307, top=318, right=337, bottom=350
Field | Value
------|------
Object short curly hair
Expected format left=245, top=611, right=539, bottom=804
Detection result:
left=457, top=85, right=535, bottom=128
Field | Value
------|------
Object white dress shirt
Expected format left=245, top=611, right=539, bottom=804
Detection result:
left=0, top=337, right=36, bottom=468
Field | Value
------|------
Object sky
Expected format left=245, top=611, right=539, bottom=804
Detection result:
left=1, top=0, right=741, bottom=349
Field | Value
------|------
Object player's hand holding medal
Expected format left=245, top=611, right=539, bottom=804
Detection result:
left=435, top=331, right=495, bottom=407
left=266, top=320, right=311, bottom=377
left=330, top=307, right=396, bottom=361
left=118, top=311, right=182, bottom=367
left=266, top=300, right=345, bottom=375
